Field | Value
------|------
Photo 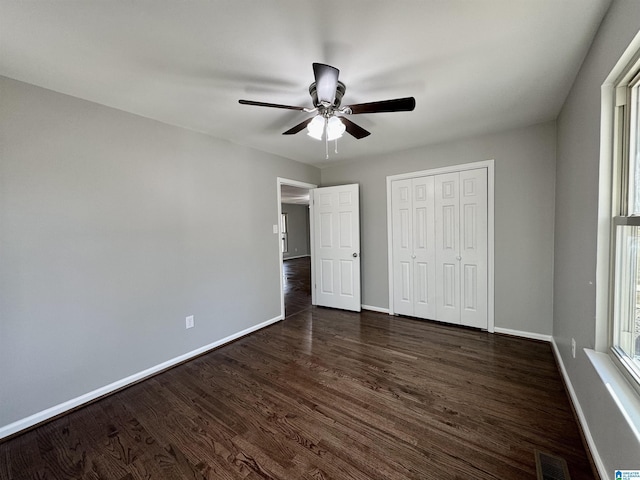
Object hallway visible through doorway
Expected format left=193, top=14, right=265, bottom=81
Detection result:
left=283, top=257, right=311, bottom=317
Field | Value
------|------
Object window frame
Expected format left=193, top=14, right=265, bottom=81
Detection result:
left=281, top=213, right=288, bottom=253
left=609, top=57, right=640, bottom=394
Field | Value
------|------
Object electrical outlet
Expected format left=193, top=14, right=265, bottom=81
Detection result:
left=186, top=315, right=194, bottom=329
left=571, top=338, right=576, bottom=358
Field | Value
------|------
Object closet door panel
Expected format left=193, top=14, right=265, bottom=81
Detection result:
left=435, top=172, right=461, bottom=324
left=412, top=176, right=436, bottom=319
left=391, top=179, right=414, bottom=316
left=459, top=168, right=488, bottom=328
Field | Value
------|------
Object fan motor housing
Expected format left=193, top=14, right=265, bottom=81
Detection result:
left=309, top=81, right=346, bottom=109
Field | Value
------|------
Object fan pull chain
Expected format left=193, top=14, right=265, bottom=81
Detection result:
left=335, top=139, right=339, bottom=154
left=325, top=134, right=329, bottom=159
left=325, top=118, right=329, bottom=159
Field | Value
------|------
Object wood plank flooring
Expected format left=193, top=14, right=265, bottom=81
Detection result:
left=1, top=307, right=594, bottom=479
left=283, top=257, right=311, bottom=318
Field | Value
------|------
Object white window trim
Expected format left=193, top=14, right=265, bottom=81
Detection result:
left=599, top=41, right=640, bottom=385
left=589, top=29, right=640, bottom=446
left=596, top=30, right=640, bottom=355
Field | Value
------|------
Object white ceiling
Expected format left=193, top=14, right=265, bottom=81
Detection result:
left=0, top=0, right=611, bottom=168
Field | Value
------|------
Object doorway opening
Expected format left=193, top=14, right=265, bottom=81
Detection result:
left=277, top=178, right=316, bottom=319
left=283, top=255, right=312, bottom=317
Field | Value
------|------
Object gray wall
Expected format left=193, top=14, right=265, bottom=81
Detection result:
left=0, top=76, right=320, bottom=428
left=281, top=203, right=310, bottom=259
left=554, top=0, right=640, bottom=472
left=321, top=121, right=557, bottom=335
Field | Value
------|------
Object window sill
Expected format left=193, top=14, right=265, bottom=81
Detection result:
left=585, top=348, right=640, bottom=442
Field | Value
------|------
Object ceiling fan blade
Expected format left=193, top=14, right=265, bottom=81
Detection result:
left=339, top=117, right=371, bottom=139
left=346, top=97, right=416, bottom=115
left=282, top=117, right=314, bottom=135
left=239, top=99, right=306, bottom=111
left=313, top=63, right=339, bottom=105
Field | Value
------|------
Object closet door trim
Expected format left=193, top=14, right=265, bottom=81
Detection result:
left=386, top=159, right=494, bottom=333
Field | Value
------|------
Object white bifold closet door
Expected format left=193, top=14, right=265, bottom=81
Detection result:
left=392, top=168, right=487, bottom=329
left=391, top=176, right=436, bottom=319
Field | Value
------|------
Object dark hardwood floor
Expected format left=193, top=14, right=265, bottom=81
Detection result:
left=283, top=256, right=311, bottom=318
left=0, top=304, right=594, bottom=479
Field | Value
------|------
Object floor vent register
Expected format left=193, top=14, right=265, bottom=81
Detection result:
left=535, top=450, right=571, bottom=480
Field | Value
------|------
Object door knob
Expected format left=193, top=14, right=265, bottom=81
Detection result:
left=411, top=254, right=416, bottom=259
left=456, top=255, right=462, bottom=261
left=353, top=253, right=358, bottom=257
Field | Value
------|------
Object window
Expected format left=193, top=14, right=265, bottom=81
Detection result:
left=281, top=213, right=288, bottom=253
left=612, top=65, right=640, bottom=387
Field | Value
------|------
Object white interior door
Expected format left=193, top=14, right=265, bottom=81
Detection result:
left=391, top=177, right=436, bottom=318
left=313, top=184, right=361, bottom=311
left=434, top=169, right=488, bottom=327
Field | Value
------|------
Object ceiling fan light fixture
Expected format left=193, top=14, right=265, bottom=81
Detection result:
left=326, top=116, right=346, bottom=141
left=306, top=115, right=325, bottom=140
left=239, top=62, right=415, bottom=151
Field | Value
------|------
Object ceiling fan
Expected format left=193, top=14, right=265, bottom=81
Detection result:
left=238, top=63, right=416, bottom=151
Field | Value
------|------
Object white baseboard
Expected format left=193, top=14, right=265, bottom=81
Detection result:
left=0, top=314, right=283, bottom=440
left=361, top=304, right=390, bottom=314
left=493, top=327, right=553, bottom=342
left=551, top=340, right=608, bottom=480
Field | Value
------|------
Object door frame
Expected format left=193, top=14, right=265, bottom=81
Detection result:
left=277, top=177, right=317, bottom=320
left=385, top=159, right=495, bottom=332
